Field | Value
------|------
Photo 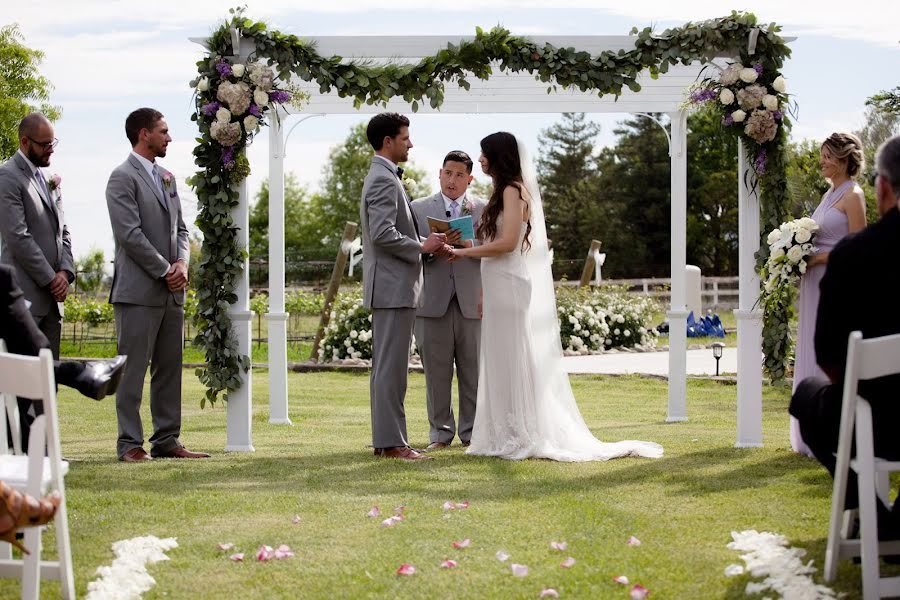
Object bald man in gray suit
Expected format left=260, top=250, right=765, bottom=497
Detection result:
left=360, top=113, right=448, bottom=462
left=411, top=151, right=484, bottom=449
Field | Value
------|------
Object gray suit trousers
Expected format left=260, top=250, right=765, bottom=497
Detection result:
left=415, top=295, right=480, bottom=444
left=114, top=298, right=183, bottom=458
left=371, top=307, right=415, bottom=449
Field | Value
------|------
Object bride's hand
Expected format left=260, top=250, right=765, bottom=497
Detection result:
left=447, top=247, right=460, bottom=263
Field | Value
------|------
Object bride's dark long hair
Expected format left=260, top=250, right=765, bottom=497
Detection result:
left=476, top=132, right=531, bottom=250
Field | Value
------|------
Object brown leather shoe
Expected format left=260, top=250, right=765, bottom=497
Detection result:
left=373, top=446, right=432, bottom=461
left=426, top=442, right=450, bottom=450
left=119, top=447, right=152, bottom=462
left=154, top=446, right=211, bottom=459
left=460, top=440, right=471, bottom=447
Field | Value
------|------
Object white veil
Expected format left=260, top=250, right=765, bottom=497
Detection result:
left=515, top=137, right=663, bottom=460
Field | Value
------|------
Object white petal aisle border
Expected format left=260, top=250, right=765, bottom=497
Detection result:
left=85, top=535, right=178, bottom=600
left=725, top=530, right=837, bottom=599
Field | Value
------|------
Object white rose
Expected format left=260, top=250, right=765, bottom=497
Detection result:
left=800, top=217, right=817, bottom=230
left=197, top=77, right=209, bottom=92
left=573, top=322, right=581, bottom=331
left=350, top=330, right=358, bottom=339
left=253, top=89, right=269, bottom=107
left=344, top=339, right=352, bottom=348
left=787, top=245, right=803, bottom=264
left=568, top=316, right=577, bottom=324
left=232, top=63, right=246, bottom=78
left=215, top=107, right=232, bottom=123
left=243, top=115, right=260, bottom=132
left=772, top=75, right=787, bottom=93
left=766, top=228, right=781, bottom=246
left=614, top=328, right=620, bottom=335
left=739, top=68, right=759, bottom=83
left=762, top=94, right=779, bottom=111
left=799, top=261, right=807, bottom=274
left=794, top=228, right=811, bottom=244
left=624, top=330, right=631, bottom=337
left=719, top=88, right=735, bottom=105
left=770, top=246, right=785, bottom=260
left=731, top=109, right=747, bottom=123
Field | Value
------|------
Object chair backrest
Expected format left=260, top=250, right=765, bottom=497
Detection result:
left=845, top=331, right=900, bottom=384
left=0, top=339, right=23, bottom=454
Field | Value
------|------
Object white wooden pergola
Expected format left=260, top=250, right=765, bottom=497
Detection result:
left=199, top=33, right=771, bottom=452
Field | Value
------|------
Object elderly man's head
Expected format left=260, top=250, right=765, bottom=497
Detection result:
left=874, top=135, right=900, bottom=216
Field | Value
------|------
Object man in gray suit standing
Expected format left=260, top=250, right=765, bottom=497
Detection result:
left=411, top=151, right=484, bottom=449
left=0, top=112, right=75, bottom=445
left=360, top=112, right=448, bottom=462
left=106, top=107, right=208, bottom=462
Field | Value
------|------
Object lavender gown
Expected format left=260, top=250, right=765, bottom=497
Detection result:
left=790, top=180, right=855, bottom=455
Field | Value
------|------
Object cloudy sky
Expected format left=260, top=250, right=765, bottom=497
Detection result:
left=4, top=0, right=898, bottom=263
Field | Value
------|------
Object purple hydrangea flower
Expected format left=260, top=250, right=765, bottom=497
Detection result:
left=691, top=88, right=717, bottom=103
left=269, top=90, right=291, bottom=104
left=222, top=145, right=235, bottom=169
left=216, top=61, right=233, bottom=78
left=201, top=101, right=222, bottom=116
left=754, top=149, right=768, bottom=174
left=723, top=113, right=734, bottom=126
left=249, top=103, right=262, bottom=117
left=753, top=63, right=764, bottom=75
left=773, top=110, right=784, bottom=121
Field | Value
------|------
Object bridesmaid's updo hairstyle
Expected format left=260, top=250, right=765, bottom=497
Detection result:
left=477, top=132, right=531, bottom=250
left=822, top=132, right=865, bottom=178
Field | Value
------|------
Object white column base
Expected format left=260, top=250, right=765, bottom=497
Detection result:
left=266, top=311, right=292, bottom=425
left=666, top=309, right=689, bottom=422
left=734, top=308, right=763, bottom=448
left=225, top=310, right=255, bottom=452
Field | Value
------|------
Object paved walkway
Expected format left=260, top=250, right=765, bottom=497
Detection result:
left=562, top=347, right=739, bottom=376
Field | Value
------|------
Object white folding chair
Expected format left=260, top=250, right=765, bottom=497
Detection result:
left=0, top=342, right=74, bottom=599
left=0, top=340, right=23, bottom=456
left=824, top=330, right=900, bottom=599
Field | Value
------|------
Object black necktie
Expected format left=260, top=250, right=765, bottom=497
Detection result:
left=396, top=166, right=404, bottom=178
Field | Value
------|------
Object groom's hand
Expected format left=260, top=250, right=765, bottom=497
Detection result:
left=421, top=232, right=447, bottom=254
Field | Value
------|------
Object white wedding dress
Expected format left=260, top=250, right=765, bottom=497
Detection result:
left=466, top=141, right=663, bottom=462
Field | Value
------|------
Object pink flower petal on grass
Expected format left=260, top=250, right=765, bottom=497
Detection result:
left=540, top=589, right=560, bottom=598
left=367, top=506, right=381, bottom=518
left=630, top=584, right=649, bottom=599
left=396, top=563, right=416, bottom=576
left=442, top=501, right=456, bottom=510
left=452, top=538, right=471, bottom=549
left=511, top=563, right=529, bottom=577
left=381, top=515, right=404, bottom=527
left=455, top=501, right=469, bottom=509
left=394, top=505, right=405, bottom=515
left=217, top=542, right=234, bottom=551
left=626, top=536, right=641, bottom=546
left=496, top=550, right=510, bottom=562
left=229, top=553, right=244, bottom=562
left=256, top=545, right=274, bottom=561
left=612, top=575, right=630, bottom=585
left=560, top=557, right=576, bottom=568
left=291, top=514, right=301, bottom=524
left=440, top=559, right=458, bottom=569
left=550, top=541, right=568, bottom=551
left=274, top=544, right=294, bottom=559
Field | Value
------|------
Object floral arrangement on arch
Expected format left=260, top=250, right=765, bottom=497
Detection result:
left=688, top=61, right=789, bottom=175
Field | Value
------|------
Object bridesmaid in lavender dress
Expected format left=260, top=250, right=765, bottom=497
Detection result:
left=790, top=132, right=868, bottom=456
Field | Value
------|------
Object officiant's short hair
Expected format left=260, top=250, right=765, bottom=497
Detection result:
left=443, top=150, right=473, bottom=173
left=125, top=108, right=164, bottom=146
left=366, top=112, right=409, bottom=150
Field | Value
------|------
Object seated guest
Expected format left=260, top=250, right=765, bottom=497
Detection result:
left=1, top=264, right=126, bottom=401
left=790, top=134, right=900, bottom=536
left=0, top=479, right=60, bottom=553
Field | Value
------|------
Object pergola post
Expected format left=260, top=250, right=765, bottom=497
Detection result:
left=225, top=177, right=255, bottom=452
left=734, top=139, right=763, bottom=447
left=267, top=109, right=291, bottom=425
left=666, top=110, right=688, bottom=422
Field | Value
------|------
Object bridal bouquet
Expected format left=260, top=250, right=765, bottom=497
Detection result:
left=759, top=217, right=818, bottom=380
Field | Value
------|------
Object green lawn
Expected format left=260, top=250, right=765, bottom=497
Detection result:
left=1, top=371, right=879, bottom=598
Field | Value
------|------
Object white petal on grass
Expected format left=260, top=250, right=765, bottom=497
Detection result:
left=85, top=535, right=178, bottom=600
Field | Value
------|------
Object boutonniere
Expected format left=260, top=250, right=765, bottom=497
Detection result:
left=161, top=171, right=177, bottom=198
left=460, top=198, right=471, bottom=216
left=48, top=173, right=61, bottom=193
left=401, top=176, right=414, bottom=196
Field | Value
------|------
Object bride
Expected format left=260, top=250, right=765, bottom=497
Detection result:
left=449, top=132, right=663, bottom=462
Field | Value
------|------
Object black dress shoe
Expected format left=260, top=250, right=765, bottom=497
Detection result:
left=71, top=355, right=127, bottom=400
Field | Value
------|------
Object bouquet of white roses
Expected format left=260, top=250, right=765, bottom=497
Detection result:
left=762, top=217, right=818, bottom=291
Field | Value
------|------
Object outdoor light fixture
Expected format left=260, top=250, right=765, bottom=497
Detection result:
left=711, top=342, right=725, bottom=376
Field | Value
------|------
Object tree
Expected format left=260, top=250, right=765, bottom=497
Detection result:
left=74, top=248, right=107, bottom=295
left=0, top=23, right=61, bottom=160
left=785, top=139, right=829, bottom=218
left=855, top=104, right=900, bottom=223
left=867, top=86, right=900, bottom=115
left=537, top=113, right=602, bottom=278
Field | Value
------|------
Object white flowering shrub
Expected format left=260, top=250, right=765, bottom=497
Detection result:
left=319, top=291, right=373, bottom=362
left=556, top=287, right=659, bottom=353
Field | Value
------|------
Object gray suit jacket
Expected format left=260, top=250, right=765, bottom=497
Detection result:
left=411, top=192, right=484, bottom=319
left=359, top=157, right=422, bottom=309
left=0, top=153, right=74, bottom=317
left=106, top=154, right=189, bottom=306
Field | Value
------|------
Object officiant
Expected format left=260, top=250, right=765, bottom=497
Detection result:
left=411, top=151, right=485, bottom=449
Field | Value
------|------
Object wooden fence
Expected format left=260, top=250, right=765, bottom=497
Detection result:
left=557, top=276, right=740, bottom=309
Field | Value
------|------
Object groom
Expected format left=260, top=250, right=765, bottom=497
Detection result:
left=411, top=151, right=484, bottom=449
left=360, top=113, right=447, bottom=462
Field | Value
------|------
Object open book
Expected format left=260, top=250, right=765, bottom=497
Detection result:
left=426, top=215, right=475, bottom=241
